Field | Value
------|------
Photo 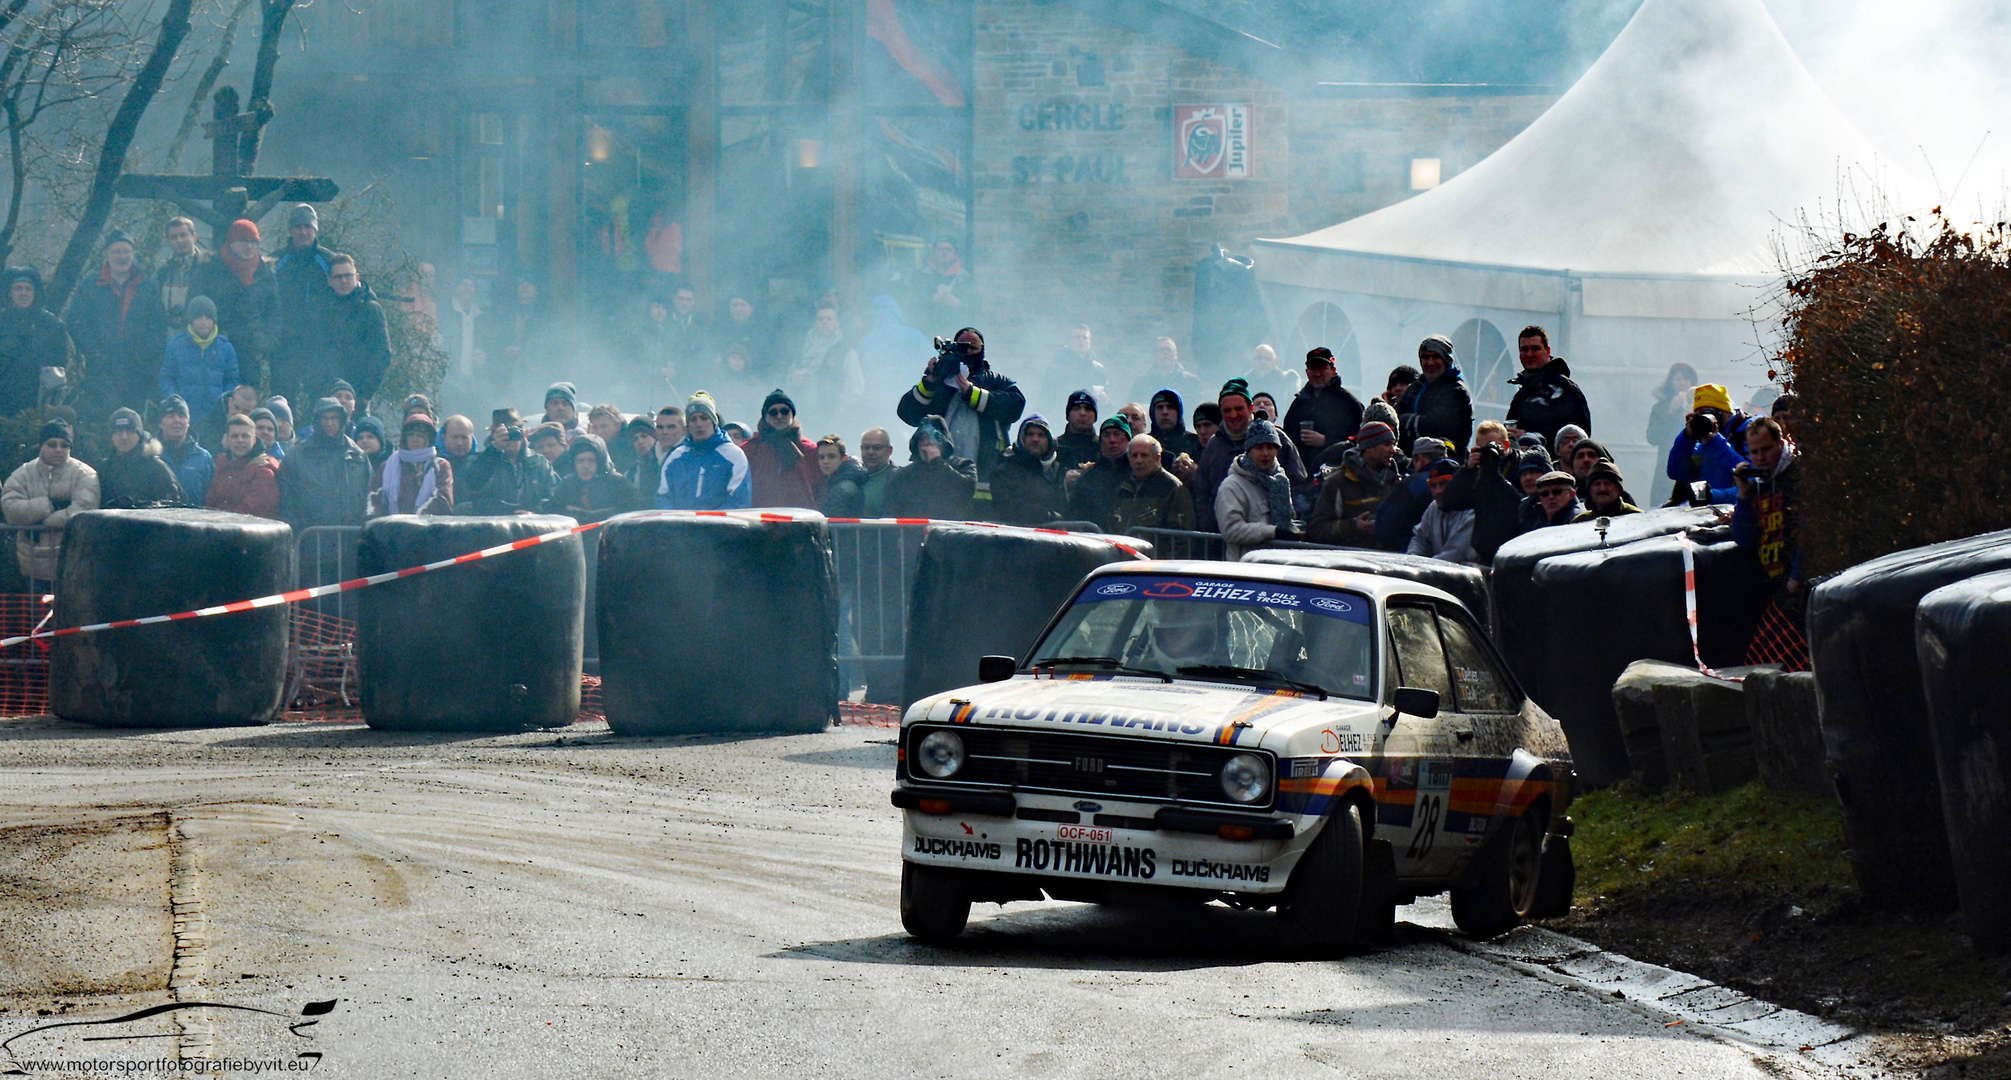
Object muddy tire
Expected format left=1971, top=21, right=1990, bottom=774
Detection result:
left=1525, top=833, right=1575, bottom=920
left=1452, top=811, right=1541, bottom=939
left=900, top=862, right=971, bottom=943
left=1276, top=802, right=1364, bottom=955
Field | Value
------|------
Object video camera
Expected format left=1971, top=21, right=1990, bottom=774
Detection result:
left=931, top=335, right=985, bottom=382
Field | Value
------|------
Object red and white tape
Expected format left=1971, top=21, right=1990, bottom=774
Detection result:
left=0, top=512, right=1145, bottom=649
left=1677, top=530, right=1741, bottom=682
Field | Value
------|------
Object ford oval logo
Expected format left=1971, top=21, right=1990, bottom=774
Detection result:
left=1312, top=597, right=1351, bottom=613
left=1073, top=801, right=1103, bottom=813
left=1096, top=583, right=1137, bottom=596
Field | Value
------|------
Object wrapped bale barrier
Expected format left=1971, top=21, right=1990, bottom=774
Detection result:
left=597, top=510, right=837, bottom=735
left=50, top=509, right=293, bottom=727
left=1916, top=571, right=2011, bottom=949
left=1807, top=529, right=2011, bottom=912
left=1491, top=506, right=1722, bottom=707
left=1243, top=548, right=1491, bottom=626
left=358, top=515, right=584, bottom=731
left=902, top=524, right=1143, bottom=708
left=1530, top=526, right=1768, bottom=786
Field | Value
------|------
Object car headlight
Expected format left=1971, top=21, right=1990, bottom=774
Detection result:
left=1219, top=753, right=1270, bottom=804
left=915, top=730, right=967, bottom=780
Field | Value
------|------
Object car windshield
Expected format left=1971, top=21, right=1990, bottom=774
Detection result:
left=1027, top=574, right=1377, bottom=701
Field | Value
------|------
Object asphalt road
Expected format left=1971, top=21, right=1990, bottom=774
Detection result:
left=0, top=716, right=1823, bottom=1078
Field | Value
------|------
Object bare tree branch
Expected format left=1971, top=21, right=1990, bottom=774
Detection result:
left=165, top=0, right=252, bottom=172
left=45, top=0, right=194, bottom=311
left=234, top=0, right=293, bottom=174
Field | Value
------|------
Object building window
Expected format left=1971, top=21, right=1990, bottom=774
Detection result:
left=1452, top=318, right=1515, bottom=420
left=1410, top=158, right=1442, bottom=191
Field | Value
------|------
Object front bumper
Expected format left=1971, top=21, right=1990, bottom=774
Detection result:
left=897, top=786, right=1309, bottom=894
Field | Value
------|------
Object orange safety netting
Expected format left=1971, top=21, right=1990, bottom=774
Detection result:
left=1743, top=595, right=1811, bottom=672
left=0, top=593, right=50, bottom=718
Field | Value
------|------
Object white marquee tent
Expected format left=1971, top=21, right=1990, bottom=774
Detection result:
left=1253, top=0, right=1901, bottom=485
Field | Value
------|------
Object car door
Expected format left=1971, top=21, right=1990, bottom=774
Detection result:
left=1380, top=602, right=1463, bottom=880
left=1431, top=603, right=1527, bottom=872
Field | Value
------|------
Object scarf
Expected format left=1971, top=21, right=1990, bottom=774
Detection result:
left=189, top=323, right=218, bottom=349
left=760, top=423, right=804, bottom=465
left=220, top=244, right=260, bottom=288
left=381, top=447, right=438, bottom=513
left=1238, top=452, right=1294, bottom=528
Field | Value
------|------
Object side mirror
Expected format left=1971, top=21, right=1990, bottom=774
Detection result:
left=978, top=655, right=1018, bottom=683
left=1392, top=687, right=1440, bottom=720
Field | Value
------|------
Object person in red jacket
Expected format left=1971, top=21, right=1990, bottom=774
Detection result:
left=739, top=389, right=820, bottom=509
left=205, top=413, right=279, bottom=518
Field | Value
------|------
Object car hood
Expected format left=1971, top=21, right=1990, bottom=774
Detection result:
left=912, top=675, right=1380, bottom=747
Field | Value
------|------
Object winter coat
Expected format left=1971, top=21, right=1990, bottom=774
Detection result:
left=1407, top=502, right=1476, bottom=564
left=206, top=448, right=280, bottom=519
left=1442, top=448, right=1528, bottom=563
left=1503, top=359, right=1592, bottom=445
left=858, top=462, right=897, bottom=517
left=370, top=453, right=453, bottom=517
left=272, top=242, right=335, bottom=357
left=821, top=458, right=871, bottom=518
left=1375, top=471, right=1432, bottom=553
left=883, top=456, right=976, bottom=520
left=1517, top=494, right=1584, bottom=534
left=1398, top=369, right=1475, bottom=455
left=1055, top=428, right=1100, bottom=470
left=545, top=435, right=640, bottom=523
left=278, top=431, right=371, bottom=529
left=895, top=368, right=1026, bottom=484
left=69, top=263, right=164, bottom=410
left=1194, top=424, right=1309, bottom=532
left=1065, top=453, right=1130, bottom=527
left=1664, top=430, right=1745, bottom=504
left=988, top=448, right=1067, bottom=525
left=1732, top=449, right=1802, bottom=585
left=158, top=435, right=214, bottom=506
left=1146, top=389, right=1203, bottom=469
left=155, top=251, right=211, bottom=332
left=741, top=427, right=822, bottom=509
left=0, top=299, right=70, bottom=416
left=1282, top=380, right=1366, bottom=465
left=459, top=444, right=559, bottom=516
left=193, top=257, right=278, bottom=386
left=1308, top=449, right=1399, bottom=547
left=295, top=285, right=391, bottom=405
left=99, top=442, right=184, bottom=510
left=158, top=330, right=241, bottom=423
left=1107, top=468, right=1195, bottom=536
left=1, top=455, right=99, bottom=580
left=1217, top=455, right=1291, bottom=561
left=657, top=429, right=751, bottom=510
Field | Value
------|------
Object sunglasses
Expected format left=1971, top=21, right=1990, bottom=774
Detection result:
left=765, top=406, right=793, bottom=417
left=1538, top=487, right=1574, bottom=498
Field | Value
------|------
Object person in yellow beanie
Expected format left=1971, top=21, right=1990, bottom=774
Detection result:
left=1662, top=382, right=1750, bottom=504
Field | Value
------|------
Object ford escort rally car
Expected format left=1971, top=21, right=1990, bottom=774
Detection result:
left=893, top=560, right=1576, bottom=950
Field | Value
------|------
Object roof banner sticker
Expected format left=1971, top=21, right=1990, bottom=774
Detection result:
left=1079, top=575, right=1371, bottom=625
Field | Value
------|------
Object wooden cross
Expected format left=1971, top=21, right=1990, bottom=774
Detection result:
left=117, top=86, right=337, bottom=234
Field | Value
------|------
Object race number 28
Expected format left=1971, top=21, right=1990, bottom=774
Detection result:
left=1407, top=794, right=1443, bottom=860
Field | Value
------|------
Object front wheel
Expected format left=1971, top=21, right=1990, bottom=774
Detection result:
left=1524, top=833, right=1575, bottom=919
left=1451, top=810, right=1543, bottom=939
left=1276, top=802, right=1365, bottom=955
left=900, top=861, right=972, bottom=942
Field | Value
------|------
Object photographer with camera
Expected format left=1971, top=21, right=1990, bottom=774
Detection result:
left=1439, top=420, right=1526, bottom=563
left=1731, top=416, right=1801, bottom=590
left=458, top=407, right=559, bottom=516
left=1663, top=384, right=1748, bottom=505
left=895, top=327, right=1024, bottom=515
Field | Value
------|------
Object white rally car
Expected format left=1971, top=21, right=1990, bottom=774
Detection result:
left=893, top=560, right=1577, bottom=950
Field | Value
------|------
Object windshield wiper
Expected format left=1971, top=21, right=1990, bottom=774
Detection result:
left=1175, top=664, right=1329, bottom=700
left=1032, top=656, right=1173, bottom=682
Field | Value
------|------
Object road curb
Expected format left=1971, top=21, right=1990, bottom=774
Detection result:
left=1432, top=924, right=1885, bottom=1075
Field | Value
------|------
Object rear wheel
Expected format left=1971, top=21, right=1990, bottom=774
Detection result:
left=1451, top=810, right=1543, bottom=939
left=900, top=862, right=971, bottom=942
left=1276, top=802, right=1364, bottom=955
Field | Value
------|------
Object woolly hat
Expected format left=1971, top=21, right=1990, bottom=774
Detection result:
left=762, top=388, right=795, bottom=415
left=311, top=397, right=347, bottom=421
left=1193, top=402, right=1223, bottom=426
left=527, top=422, right=565, bottom=446
left=1692, top=383, right=1732, bottom=413
left=623, top=414, right=654, bottom=436
left=248, top=407, right=275, bottom=426
left=401, top=413, right=438, bottom=440
left=102, top=228, right=133, bottom=249
left=226, top=219, right=260, bottom=245
left=1065, top=390, right=1097, bottom=414
left=1099, top=415, right=1132, bottom=438
left=109, top=407, right=142, bottom=434
left=1418, top=334, right=1455, bottom=361
left=328, top=378, right=356, bottom=397
left=402, top=394, right=434, bottom=419
left=288, top=203, right=318, bottom=230
left=1517, top=449, right=1553, bottom=475
left=1362, top=398, right=1399, bottom=433
left=1426, top=457, right=1460, bottom=478
left=159, top=395, right=190, bottom=419
left=1217, top=377, right=1253, bottom=405
left=38, top=417, right=71, bottom=444
left=185, top=296, right=217, bottom=323
left=264, top=397, right=292, bottom=426
left=544, top=381, right=577, bottom=408
left=685, top=391, right=719, bottom=420
left=1552, top=423, right=1588, bottom=457
left=1244, top=418, right=1283, bottom=448
left=1587, top=460, right=1627, bottom=488
left=1353, top=420, right=1395, bottom=450
left=352, top=415, right=386, bottom=444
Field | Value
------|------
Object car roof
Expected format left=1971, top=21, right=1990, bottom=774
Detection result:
left=1087, top=559, right=1466, bottom=611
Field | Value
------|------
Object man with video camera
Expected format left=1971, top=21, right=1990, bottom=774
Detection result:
left=894, top=327, right=1025, bottom=514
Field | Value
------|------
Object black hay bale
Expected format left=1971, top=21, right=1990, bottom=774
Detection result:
left=1807, top=529, right=2011, bottom=912
left=50, top=509, right=293, bottom=728
left=1530, top=527, right=1769, bottom=786
left=1243, top=547, right=1490, bottom=625
left=901, top=524, right=1143, bottom=708
left=1491, top=506, right=1723, bottom=708
left=357, top=515, right=584, bottom=732
left=1917, top=570, right=2011, bottom=948
left=597, top=510, right=837, bottom=736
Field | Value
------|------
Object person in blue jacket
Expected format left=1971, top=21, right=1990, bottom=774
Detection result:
left=153, top=394, right=214, bottom=505
left=158, top=296, right=240, bottom=427
left=1663, top=407, right=1746, bottom=505
left=657, top=391, right=750, bottom=510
